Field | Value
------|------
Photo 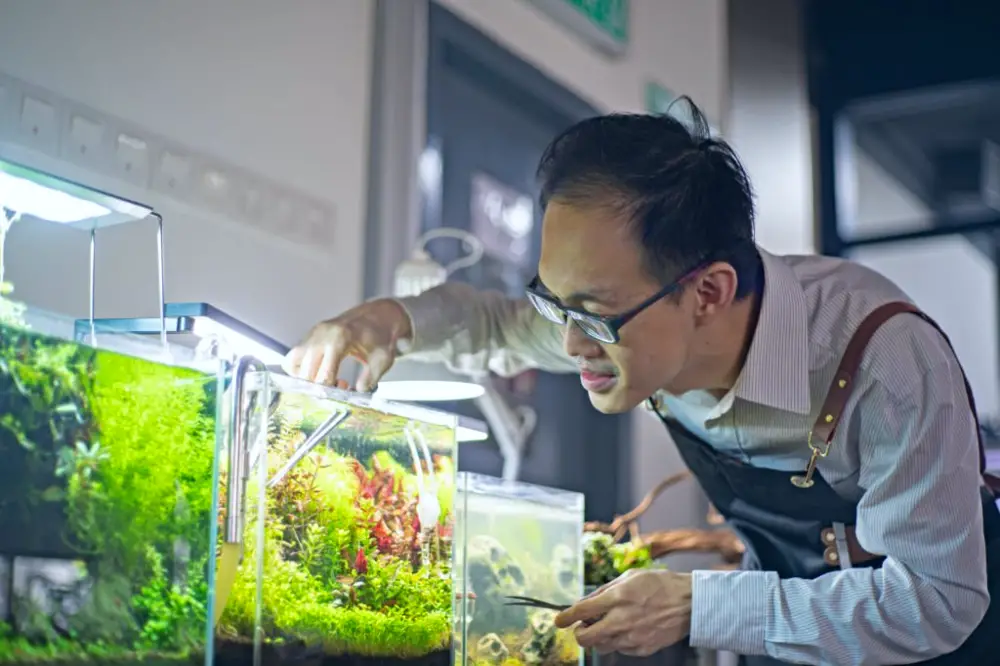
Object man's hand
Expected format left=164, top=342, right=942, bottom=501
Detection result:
left=554, top=570, right=692, bottom=657
left=283, top=299, right=412, bottom=390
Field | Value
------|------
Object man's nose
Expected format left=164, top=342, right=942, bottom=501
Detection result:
left=563, top=321, right=603, bottom=359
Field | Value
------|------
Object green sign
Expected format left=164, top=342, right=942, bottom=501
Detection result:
left=530, top=0, right=629, bottom=56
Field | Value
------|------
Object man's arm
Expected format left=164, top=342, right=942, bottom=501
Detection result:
left=395, top=282, right=577, bottom=377
left=688, top=315, right=990, bottom=664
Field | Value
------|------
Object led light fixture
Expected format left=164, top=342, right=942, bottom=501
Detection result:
left=74, top=302, right=288, bottom=366
left=0, top=158, right=153, bottom=229
left=0, top=157, right=164, bottom=345
left=375, top=358, right=486, bottom=402
left=457, top=416, right=489, bottom=443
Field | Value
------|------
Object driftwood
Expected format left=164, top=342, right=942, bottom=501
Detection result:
left=584, top=471, right=746, bottom=565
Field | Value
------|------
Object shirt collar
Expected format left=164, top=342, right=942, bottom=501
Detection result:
left=729, top=248, right=812, bottom=415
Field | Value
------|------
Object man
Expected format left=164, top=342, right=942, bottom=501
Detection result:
left=284, top=102, right=999, bottom=665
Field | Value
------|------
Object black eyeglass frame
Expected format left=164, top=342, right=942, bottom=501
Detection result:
left=525, top=261, right=709, bottom=345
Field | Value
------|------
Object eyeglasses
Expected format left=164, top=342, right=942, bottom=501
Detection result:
left=525, top=263, right=707, bottom=345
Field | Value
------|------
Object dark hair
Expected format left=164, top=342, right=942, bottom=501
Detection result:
left=536, top=97, right=760, bottom=299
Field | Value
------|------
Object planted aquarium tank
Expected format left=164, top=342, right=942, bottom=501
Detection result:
left=0, top=296, right=226, bottom=665
left=454, top=473, right=584, bottom=666
left=0, top=295, right=465, bottom=666
left=213, top=372, right=460, bottom=666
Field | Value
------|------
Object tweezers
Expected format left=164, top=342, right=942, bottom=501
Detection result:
left=503, top=595, right=570, bottom=611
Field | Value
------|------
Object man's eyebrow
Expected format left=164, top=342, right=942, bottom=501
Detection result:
left=537, top=278, right=613, bottom=304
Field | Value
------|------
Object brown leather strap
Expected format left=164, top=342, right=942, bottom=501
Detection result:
left=812, top=301, right=996, bottom=487
left=822, top=525, right=880, bottom=566
left=812, top=301, right=1000, bottom=564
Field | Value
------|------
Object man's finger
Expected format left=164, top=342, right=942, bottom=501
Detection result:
left=315, top=339, right=349, bottom=386
left=573, top=613, right=624, bottom=650
left=357, top=346, right=395, bottom=392
left=554, top=589, right=617, bottom=629
left=296, top=347, right=321, bottom=382
left=282, top=346, right=305, bottom=376
left=313, top=344, right=335, bottom=386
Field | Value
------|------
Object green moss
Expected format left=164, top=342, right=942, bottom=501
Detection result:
left=0, top=318, right=220, bottom=661
left=0, top=301, right=459, bottom=663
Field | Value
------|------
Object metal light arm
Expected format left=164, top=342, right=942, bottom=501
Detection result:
left=475, top=382, right=537, bottom=481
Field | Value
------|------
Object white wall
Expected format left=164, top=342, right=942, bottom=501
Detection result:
left=727, top=0, right=815, bottom=255
left=435, top=0, right=728, bottom=123
left=0, top=0, right=374, bottom=347
left=849, top=153, right=1000, bottom=420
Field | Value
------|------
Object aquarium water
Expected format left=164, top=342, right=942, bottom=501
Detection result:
left=0, top=303, right=464, bottom=666
left=217, top=375, right=460, bottom=666
left=455, top=473, right=585, bottom=666
left=0, top=320, right=222, bottom=665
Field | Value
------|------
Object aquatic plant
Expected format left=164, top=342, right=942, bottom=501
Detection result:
left=581, top=533, right=653, bottom=587
left=0, top=311, right=219, bottom=663
left=217, top=393, right=458, bottom=660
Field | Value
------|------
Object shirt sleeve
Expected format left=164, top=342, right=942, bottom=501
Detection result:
left=393, top=282, right=577, bottom=377
left=688, top=315, right=990, bottom=664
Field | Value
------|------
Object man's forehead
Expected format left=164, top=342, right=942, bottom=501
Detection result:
left=539, top=201, right=645, bottom=297
left=541, top=202, right=636, bottom=255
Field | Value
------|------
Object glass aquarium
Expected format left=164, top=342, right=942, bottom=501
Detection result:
left=454, top=472, right=584, bottom=666
left=0, top=297, right=466, bottom=666
left=0, top=301, right=226, bottom=665
left=212, top=372, right=460, bottom=666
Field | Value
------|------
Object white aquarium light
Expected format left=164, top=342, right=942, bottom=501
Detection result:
left=375, top=358, right=486, bottom=402
left=0, top=158, right=153, bottom=230
left=0, top=156, right=165, bottom=347
left=75, top=302, right=288, bottom=366
left=456, top=416, right=490, bottom=443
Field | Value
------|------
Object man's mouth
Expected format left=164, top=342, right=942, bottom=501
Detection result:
left=580, top=369, right=618, bottom=394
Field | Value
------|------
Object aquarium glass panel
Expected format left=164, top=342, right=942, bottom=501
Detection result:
left=455, top=472, right=585, bottom=666
left=215, top=372, right=459, bottom=666
left=0, top=307, right=224, bottom=665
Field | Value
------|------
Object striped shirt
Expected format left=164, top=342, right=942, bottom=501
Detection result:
left=397, top=247, right=990, bottom=665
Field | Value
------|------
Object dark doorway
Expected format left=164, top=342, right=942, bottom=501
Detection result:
left=423, top=3, right=631, bottom=522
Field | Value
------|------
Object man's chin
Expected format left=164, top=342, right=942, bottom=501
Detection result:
left=586, top=387, right=634, bottom=414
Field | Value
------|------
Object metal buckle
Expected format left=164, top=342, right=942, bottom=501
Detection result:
left=790, top=431, right=832, bottom=489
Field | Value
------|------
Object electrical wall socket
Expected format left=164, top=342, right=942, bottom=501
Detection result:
left=19, top=94, right=58, bottom=154
left=114, top=132, right=151, bottom=188
left=65, top=112, right=106, bottom=168
left=0, top=70, right=337, bottom=250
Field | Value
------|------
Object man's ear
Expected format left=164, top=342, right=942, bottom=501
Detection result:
left=693, top=262, right=739, bottom=317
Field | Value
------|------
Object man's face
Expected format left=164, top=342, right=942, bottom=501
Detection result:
left=537, top=201, right=698, bottom=413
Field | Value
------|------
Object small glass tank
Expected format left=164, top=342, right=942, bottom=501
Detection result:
left=215, top=373, right=460, bottom=666
left=0, top=304, right=226, bottom=665
left=454, top=472, right=584, bottom=666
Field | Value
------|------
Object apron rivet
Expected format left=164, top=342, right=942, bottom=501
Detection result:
left=838, top=379, right=847, bottom=388
left=824, top=414, right=834, bottom=423
left=791, top=475, right=814, bottom=488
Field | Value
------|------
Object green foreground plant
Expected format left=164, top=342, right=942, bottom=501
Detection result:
left=217, top=397, right=457, bottom=658
left=0, top=304, right=218, bottom=664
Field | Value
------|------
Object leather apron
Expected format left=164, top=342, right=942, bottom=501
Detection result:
left=649, top=302, right=1000, bottom=665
